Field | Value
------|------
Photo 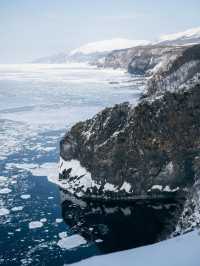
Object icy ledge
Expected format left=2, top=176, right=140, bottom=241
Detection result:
left=68, top=231, right=200, bottom=266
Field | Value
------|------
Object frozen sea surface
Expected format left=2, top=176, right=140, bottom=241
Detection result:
left=0, top=64, right=146, bottom=265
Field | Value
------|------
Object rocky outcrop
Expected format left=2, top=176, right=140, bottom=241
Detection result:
left=97, top=45, right=186, bottom=75
left=59, top=44, right=200, bottom=232
left=175, top=180, right=200, bottom=234
left=146, top=44, right=200, bottom=97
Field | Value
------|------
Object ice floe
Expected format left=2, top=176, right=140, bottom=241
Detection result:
left=0, top=188, right=12, bottom=194
left=30, top=162, right=58, bottom=181
left=21, top=194, right=31, bottom=200
left=0, top=208, right=10, bottom=216
left=40, top=218, right=47, bottom=223
left=11, top=206, right=24, bottom=212
left=6, top=163, right=38, bottom=171
left=55, top=218, right=63, bottom=223
left=95, top=239, right=103, bottom=243
left=0, top=176, right=7, bottom=183
left=29, top=221, right=44, bottom=229
left=57, top=234, right=87, bottom=250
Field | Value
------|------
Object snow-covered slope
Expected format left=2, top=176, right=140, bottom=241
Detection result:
left=70, top=38, right=150, bottom=55
left=69, top=231, right=200, bottom=266
left=158, top=27, right=200, bottom=46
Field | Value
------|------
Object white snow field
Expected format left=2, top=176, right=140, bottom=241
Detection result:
left=70, top=231, right=200, bottom=266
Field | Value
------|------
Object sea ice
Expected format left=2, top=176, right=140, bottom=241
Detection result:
left=40, top=218, right=47, bottom=223
left=0, top=208, right=10, bottom=216
left=11, top=206, right=24, bottom=212
left=0, top=188, right=12, bottom=194
left=0, top=176, right=7, bottom=183
left=48, top=196, right=54, bottom=199
left=95, top=239, right=103, bottom=243
left=55, top=218, right=63, bottom=223
left=21, top=194, right=31, bottom=199
left=29, top=221, right=44, bottom=229
left=57, top=234, right=87, bottom=250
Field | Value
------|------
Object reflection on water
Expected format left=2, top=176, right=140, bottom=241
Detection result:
left=60, top=189, right=183, bottom=254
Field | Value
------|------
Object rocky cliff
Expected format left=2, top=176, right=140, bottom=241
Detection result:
left=59, top=44, right=200, bottom=232
left=97, top=45, right=186, bottom=75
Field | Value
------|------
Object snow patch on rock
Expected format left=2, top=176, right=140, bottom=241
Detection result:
left=58, top=157, right=101, bottom=194
left=103, top=183, right=117, bottom=192
left=120, top=182, right=132, bottom=193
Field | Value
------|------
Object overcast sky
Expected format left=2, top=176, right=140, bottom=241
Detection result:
left=0, top=0, right=200, bottom=63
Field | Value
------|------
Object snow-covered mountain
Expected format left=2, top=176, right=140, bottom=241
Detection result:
left=68, top=38, right=150, bottom=64
left=69, top=38, right=150, bottom=55
left=158, top=27, right=200, bottom=46
left=33, top=39, right=150, bottom=64
left=33, top=27, right=200, bottom=64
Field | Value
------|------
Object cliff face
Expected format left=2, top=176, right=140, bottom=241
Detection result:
left=97, top=45, right=186, bottom=76
left=59, top=44, right=200, bottom=232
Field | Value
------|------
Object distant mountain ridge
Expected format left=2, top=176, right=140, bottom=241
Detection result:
left=33, top=38, right=149, bottom=64
left=33, top=26, right=200, bottom=64
left=158, top=27, right=200, bottom=46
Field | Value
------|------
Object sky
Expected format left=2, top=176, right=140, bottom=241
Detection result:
left=0, top=0, right=200, bottom=63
